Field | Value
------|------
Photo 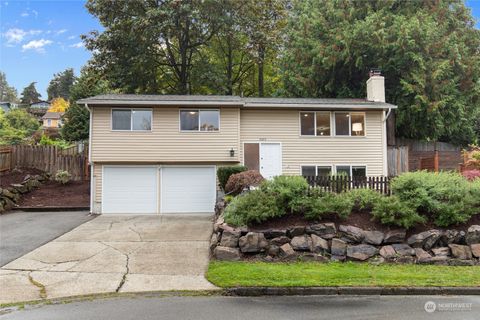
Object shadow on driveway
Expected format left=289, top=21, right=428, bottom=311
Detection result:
left=0, top=211, right=94, bottom=266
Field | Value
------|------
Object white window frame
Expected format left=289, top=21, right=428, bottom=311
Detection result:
left=111, top=108, right=153, bottom=132
left=301, top=165, right=333, bottom=177
left=299, top=111, right=332, bottom=137
left=333, top=112, right=366, bottom=137
left=179, top=109, right=220, bottom=132
left=333, top=165, right=368, bottom=177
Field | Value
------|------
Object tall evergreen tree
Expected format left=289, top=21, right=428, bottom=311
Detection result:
left=281, top=0, right=480, bottom=145
left=20, top=82, right=41, bottom=105
left=0, top=72, right=18, bottom=102
left=47, top=68, right=76, bottom=100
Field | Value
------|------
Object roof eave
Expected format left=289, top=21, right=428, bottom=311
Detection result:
left=76, top=99, right=243, bottom=106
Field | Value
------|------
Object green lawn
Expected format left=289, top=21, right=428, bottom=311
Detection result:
left=207, top=261, right=480, bottom=287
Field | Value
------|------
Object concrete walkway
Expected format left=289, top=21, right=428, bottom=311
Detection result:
left=0, top=215, right=217, bottom=304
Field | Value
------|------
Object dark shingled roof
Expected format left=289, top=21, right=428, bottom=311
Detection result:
left=77, top=94, right=396, bottom=110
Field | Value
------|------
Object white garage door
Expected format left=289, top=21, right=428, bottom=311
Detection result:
left=161, top=166, right=216, bottom=213
left=103, top=166, right=158, bottom=214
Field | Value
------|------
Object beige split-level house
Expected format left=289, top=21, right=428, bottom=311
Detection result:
left=77, top=71, right=396, bottom=215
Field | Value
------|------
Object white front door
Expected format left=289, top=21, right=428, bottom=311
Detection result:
left=260, top=143, right=282, bottom=179
left=161, top=166, right=216, bottom=213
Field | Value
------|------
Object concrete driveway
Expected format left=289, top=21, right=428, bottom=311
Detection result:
left=0, top=214, right=217, bottom=304
left=0, top=211, right=94, bottom=267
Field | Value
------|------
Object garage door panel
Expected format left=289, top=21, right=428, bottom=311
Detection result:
left=103, top=167, right=158, bottom=214
left=161, top=167, right=215, bottom=213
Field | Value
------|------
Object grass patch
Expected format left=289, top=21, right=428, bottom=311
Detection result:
left=207, top=261, right=480, bottom=287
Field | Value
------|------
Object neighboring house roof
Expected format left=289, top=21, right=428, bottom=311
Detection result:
left=0, top=102, right=10, bottom=113
left=77, top=94, right=396, bottom=110
left=30, top=100, right=51, bottom=108
left=42, top=112, right=64, bottom=120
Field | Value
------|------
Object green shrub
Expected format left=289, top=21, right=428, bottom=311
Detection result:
left=55, top=170, right=71, bottom=184
left=223, top=189, right=282, bottom=226
left=260, top=175, right=309, bottom=212
left=347, top=188, right=384, bottom=211
left=291, top=190, right=353, bottom=220
left=217, top=166, right=247, bottom=191
left=391, top=171, right=479, bottom=226
left=371, top=195, right=426, bottom=228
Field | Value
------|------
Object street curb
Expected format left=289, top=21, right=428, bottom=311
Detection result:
left=226, top=286, right=480, bottom=296
left=12, top=207, right=90, bottom=212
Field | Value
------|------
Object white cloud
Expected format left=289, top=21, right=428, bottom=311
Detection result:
left=3, top=28, right=42, bottom=44
left=22, top=39, right=53, bottom=53
left=67, top=35, right=76, bottom=40
left=21, top=12, right=29, bottom=17
left=69, top=41, right=84, bottom=48
left=56, top=29, right=67, bottom=35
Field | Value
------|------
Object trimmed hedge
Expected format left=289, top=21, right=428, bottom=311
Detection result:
left=217, top=166, right=247, bottom=191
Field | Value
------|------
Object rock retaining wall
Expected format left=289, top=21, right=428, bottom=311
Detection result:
left=0, top=173, right=50, bottom=213
left=211, top=201, right=480, bottom=265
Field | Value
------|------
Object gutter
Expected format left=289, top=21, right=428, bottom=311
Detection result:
left=84, top=103, right=94, bottom=214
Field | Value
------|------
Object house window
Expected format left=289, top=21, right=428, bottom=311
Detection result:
left=47, top=119, right=51, bottom=127
left=334, top=112, right=365, bottom=136
left=300, top=111, right=331, bottom=136
left=180, top=110, right=219, bottom=131
left=112, top=109, right=152, bottom=131
left=334, top=165, right=367, bottom=177
left=301, top=165, right=332, bottom=177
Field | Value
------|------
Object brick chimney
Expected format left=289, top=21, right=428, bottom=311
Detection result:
left=366, top=68, right=385, bottom=102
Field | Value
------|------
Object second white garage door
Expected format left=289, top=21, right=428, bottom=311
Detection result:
left=161, top=166, right=216, bottom=213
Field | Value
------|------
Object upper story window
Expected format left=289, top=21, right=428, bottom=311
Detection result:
left=112, top=109, right=152, bottom=131
left=334, top=112, right=365, bottom=136
left=300, top=111, right=331, bottom=136
left=180, top=109, right=219, bottom=132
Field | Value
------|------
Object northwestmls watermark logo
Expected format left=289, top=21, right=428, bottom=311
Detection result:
left=424, top=301, right=473, bottom=313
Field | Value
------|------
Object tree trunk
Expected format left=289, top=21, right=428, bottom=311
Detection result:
left=226, top=38, right=233, bottom=95
left=258, top=46, right=265, bottom=97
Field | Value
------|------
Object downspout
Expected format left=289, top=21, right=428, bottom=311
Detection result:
left=382, top=107, right=392, bottom=176
left=85, top=103, right=95, bottom=214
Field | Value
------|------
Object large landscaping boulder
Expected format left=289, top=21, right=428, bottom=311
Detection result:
left=432, top=247, right=451, bottom=257
left=214, top=246, right=241, bottom=261
left=439, top=230, right=465, bottom=246
left=448, top=244, right=473, bottom=260
left=238, top=232, right=268, bottom=253
left=466, top=225, right=480, bottom=245
left=379, top=245, right=396, bottom=259
left=220, top=230, right=241, bottom=248
left=346, top=244, right=379, bottom=261
left=407, top=230, right=442, bottom=250
left=306, top=223, right=337, bottom=239
left=269, top=236, right=290, bottom=246
left=415, top=248, right=432, bottom=264
left=339, top=225, right=364, bottom=243
left=310, top=234, right=329, bottom=253
left=279, top=243, right=297, bottom=260
left=383, top=229, right=406, bottom=244
left=262, top=229, right=287, bottom=239
left=363, top=230, right=384, bottom=245
left=331, top=238, right=347, bottom=256
left=392, top=243, right=415, bottom=256
left=288, top=226, right=306, bottom=237
left=470, top=244, right=480, bottom=258
left=290, top=235, right=312, bottom=251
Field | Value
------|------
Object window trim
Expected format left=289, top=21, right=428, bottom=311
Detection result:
left=299, top=111, right=332, bottom=137
left=333, top=111, right=366, bottom=137
left=179, top=109, right=220, bottom=132
left=111, top=108, right=153, bottom=132
left=333, top=164, right=368, bottom=177
left=301, top=165, right=333, bottom=177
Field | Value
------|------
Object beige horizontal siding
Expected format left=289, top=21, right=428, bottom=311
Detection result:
left=90, top=106, right=240, bottom=162
left=240, top=109, right=385, bottom=176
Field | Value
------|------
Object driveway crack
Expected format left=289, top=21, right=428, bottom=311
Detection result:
left=28, top=272, right=47, bottom=299
left=100, top=242, right=130, bottom=292
left=128, top=227, right=143, bottom=241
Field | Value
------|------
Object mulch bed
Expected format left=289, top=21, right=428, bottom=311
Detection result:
left=249, top=211, right=480, bottom=237
left=17, top=180, right=90, bottom=208
left=0, top=168, right=44, bottom=188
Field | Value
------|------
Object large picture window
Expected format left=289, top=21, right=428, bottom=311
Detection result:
left=334, top=112, right=365, bottom=136
left=180, top=110, right=219, bottom=131
left=112, top=109, right=152, bottom=131
left=300, top=111, right=331, bottom=136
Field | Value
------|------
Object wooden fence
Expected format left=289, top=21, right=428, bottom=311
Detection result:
left=0, top=146, right=12, bottom=173
left=387, top=146, right=408, bottom=176
left=8, top=145, right=89, bottom=181
left=305, top=176, right=391, bottom=195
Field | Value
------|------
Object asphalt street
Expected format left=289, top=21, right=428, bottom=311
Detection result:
left=1, top=294, right=479, bottom=320
left=0, top=210, right=94, bottom=266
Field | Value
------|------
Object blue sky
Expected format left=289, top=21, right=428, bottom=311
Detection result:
left=0, top=1, right=479, bottom=100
